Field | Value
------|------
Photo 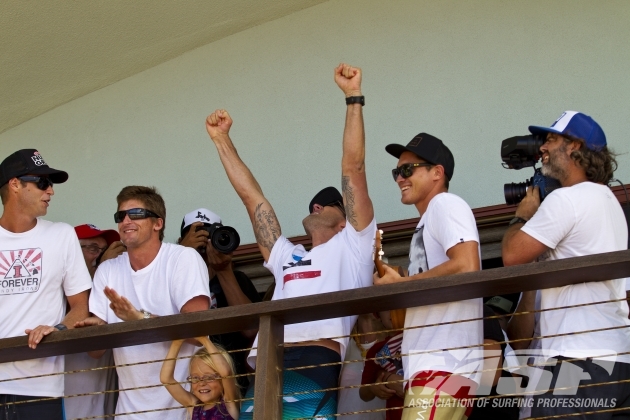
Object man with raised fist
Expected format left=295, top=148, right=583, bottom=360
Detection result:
left=205, top=63, right=376, bottom=419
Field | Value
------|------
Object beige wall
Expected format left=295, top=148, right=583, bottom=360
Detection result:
left=1, top=0, right=629, bottom=244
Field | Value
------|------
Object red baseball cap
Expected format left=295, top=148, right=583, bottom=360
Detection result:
left=74, top=224, right=120, bottom=246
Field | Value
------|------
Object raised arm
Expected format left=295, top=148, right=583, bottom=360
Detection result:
left=206, top=110, right=281, bottom=262
left=160, top=340, right=197, bottom=412
left=334, top=63, right=374, bottom=232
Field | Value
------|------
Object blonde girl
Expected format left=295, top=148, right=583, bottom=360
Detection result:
left=160, top=336, right=239, bottom=420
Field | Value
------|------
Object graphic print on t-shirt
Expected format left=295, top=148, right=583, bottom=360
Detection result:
left=0, top=248, right=42, bottom=295
left=407, top=226, right=428, bottom=276
left=282, top=252, right=321, bottom=287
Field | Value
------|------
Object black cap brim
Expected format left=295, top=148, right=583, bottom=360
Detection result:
left=385, top=144, right=411, bottom=159
left=30, top=167, right=69, bottom=184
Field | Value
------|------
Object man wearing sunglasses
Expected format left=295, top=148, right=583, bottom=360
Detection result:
left=206, top=63, right=376, bottom=419
left=76, top=186, right=212, bottom=420
left=0, top=149, right=92, bottom=420
left=376, top=135, right=483, bottom=420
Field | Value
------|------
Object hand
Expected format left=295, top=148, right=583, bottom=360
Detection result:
left=100, top=241, right=126, bottom=264
left=373, top=264, right=402, bottom=286
left=206, top=109, right=233, bottom=140
left=515, top=186, right=541, bottom=221
left=206, top=242, right=233, bottom=272
left=195, top=336, right=211, bottom=346
left=104, top=286, right=143, bottom=321
left=334, top=63, right=362, bottom=97
left=385, top=373, right=405, bottom=398
left=24, top=325, right=56, bottom=349
left=369, top=370, right=396, bottom=400
left=75, top=316, right=106, bottom=328
left=179, top=222, right=210, bottom=250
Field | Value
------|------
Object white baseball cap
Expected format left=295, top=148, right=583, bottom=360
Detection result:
left=180, top=208, right=221, bottom=236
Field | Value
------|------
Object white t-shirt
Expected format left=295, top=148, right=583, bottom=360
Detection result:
left=402, top=193, right=483, bottom=383
left=90, top=242, right=211, bottom=420
left=521, top=182, right=630, bottom=362
left=0, top=219, right=92, bottom=397
left=247, top=218, right=376, bottom=368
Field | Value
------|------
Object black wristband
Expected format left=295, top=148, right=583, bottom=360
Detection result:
left=345, top=96, right=365, bottom=106
left=509, top=217, right=528, bottom=226
left=54, top=323, right=67, bottom=331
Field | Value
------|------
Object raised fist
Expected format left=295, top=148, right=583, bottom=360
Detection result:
left=206, top=109, right=233, bottom=140
left=334, top=63, right=362, bottom=97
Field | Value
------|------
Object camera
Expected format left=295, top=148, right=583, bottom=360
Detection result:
left=501, top=134, right=561, bottom=205
left=196, top=223, right=240, bottom=254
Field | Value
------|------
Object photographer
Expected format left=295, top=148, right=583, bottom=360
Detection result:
left=502, top=111, right=630, bottom=418
left=178, top=208, right=260, bottom=389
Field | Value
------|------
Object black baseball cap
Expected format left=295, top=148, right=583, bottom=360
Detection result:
left=385, top=133, right=455, bottom=180
left=308, top=186, right=343, bottom=214
left=0, top=149, right=69, bottom=188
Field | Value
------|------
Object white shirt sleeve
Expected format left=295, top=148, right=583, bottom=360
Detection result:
left=264, top=236, right=300, bottom=277
left=521, top=190, right=576, bottom=250
left=338, top=217, right=377, bottom=265
left=61, top=225, right=92, bottom=297
left=427, top=195, right=479, bottom=252
left=169, top=248, right=211, bottom=311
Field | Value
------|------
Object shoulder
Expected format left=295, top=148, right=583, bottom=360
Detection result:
left=97, top=251, right=128, bottom=273
left=428, top=192, right=472, bottom=213
left=426, top=193, right=475, bottom=223
left=160, top=242, right=201, bottom=261
left=38, top=219, right=75, bottom=235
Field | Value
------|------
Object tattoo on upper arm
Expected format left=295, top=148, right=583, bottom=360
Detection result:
left=341, top=176, right=358, bottom=227
left=254, top=203, right=281, bottom=253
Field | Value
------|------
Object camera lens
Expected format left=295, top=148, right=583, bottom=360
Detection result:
left=504, top=182, right=529, bottom=205
left=217, top=232, right=231, bottom=247
left=210, top=226, right=240, bottom=254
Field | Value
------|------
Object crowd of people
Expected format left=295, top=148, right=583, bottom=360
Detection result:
left=0, top=63, right=628, bottom=420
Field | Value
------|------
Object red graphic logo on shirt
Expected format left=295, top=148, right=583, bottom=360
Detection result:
left=283, top=270, right=321, bottom=285
left=0, top=248, right=42, bottom=295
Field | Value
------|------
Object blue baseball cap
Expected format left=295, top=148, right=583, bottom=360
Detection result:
left=528, top=111, right=606, bottom=151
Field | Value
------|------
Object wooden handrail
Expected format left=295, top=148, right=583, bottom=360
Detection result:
left=1, top=249, right=629, bottom=363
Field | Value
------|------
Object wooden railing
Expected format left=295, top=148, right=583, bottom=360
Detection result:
left=1, top=249, right=629, bottom=419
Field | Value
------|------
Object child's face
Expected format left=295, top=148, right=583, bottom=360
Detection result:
left=189, top=358, right=224, bottom=404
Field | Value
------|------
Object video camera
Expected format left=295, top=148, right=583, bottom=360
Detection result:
left=196, top=223, right=240, bottom=254
left=501, top=134, right=561, bottom=205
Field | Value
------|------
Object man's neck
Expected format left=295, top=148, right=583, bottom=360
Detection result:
left=414, top=187, right=448, bottom=216
left=127, top=240, right=162, bottom=271
left=560, top=165, right=589, bottom=188
left=0, top=207, right=38, bottom=233
left=310, top=228, right=339, bottom=248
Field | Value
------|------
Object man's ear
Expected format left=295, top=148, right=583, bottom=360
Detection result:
left=153, top=218, right=164, bottom=232
left=433, top=165, right=446, bottom=181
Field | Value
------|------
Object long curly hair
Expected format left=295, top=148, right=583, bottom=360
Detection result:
left=564, top=136, right=619, bottom=184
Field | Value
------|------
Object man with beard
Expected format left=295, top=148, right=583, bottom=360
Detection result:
left=205, top=63, right=376, bottom=419
left=502, top=111, right=630, bottom=418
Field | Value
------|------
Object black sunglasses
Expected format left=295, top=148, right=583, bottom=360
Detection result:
left=391, top=163, right=433, bottom=181
left=18, top=176, right=54, bottom=191
left=114, top=208, right=162, bottom=223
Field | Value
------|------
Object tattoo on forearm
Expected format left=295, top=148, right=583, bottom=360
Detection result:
left=254, top=203, right=281, bottom=252
left=341, top=176, right=358, bottom=227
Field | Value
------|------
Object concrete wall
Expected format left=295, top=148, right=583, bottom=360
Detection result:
left=2, top=0, right=629, bottom=244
